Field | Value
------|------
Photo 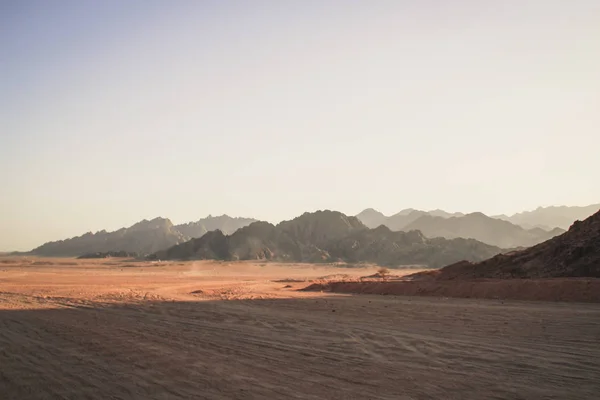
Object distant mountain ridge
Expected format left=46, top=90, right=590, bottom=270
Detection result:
left=493, top=204, right=600, bottom=230
left=411, top=208, right=600, bottom=280
left=28, top=204, right=598, bottom=258
left=357, top=204, right=599, bottom=231
left=355, top=205, right=600, bottom=248
left=175, top=215, right=258, bottom=238
left=30, top=215, right=258, bottom=257
left=356, top=208, right=465, bottom=231
left=403, top=212, right=565, bottom=248
left=151, top=210, right=502, bottom=268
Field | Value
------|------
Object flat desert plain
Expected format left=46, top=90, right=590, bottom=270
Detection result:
left=1, top=258, right=599, bottom=399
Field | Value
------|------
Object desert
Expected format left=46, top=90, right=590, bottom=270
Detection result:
left=1, top=257, right=600, bottom=399
left=4, top=2, right=600, bottom=398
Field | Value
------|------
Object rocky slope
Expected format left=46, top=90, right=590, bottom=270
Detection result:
left=410, top=208, right=600, bottom=280
left=404, top=212, right=565, bottom=248
left=152, top=210, right=502, bottom=268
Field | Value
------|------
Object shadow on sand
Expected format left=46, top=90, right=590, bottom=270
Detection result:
left=1, top=295, right=600, bottom=399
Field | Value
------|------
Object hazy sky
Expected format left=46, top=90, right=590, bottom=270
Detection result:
left=1, top=0, right=599, bottom=250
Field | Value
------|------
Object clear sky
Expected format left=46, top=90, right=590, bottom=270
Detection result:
left=1, top=0, right=599, bottom=251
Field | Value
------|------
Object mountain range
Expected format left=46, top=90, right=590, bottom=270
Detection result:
left=493, top=204, right=600, bottom=230
left=30, top=215, right=258, bottom=257
left=401, top=213, right=565, bottom=248
left=27, top=204, right=597, bottom=259
left=354, top=205, right=600, bottom=248
left=356, top=208, right=465, bottom=231
left=411, top=208, right=600, bottom=280
left=151, top=210, right=502, bottom=268
left=356, top=205, right=599, bottom=231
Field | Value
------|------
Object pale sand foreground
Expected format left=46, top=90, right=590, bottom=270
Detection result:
left=1, top=258, right=599, bottom=399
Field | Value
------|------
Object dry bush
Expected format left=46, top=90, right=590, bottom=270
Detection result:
left=377, top=267, right=390, bottom=279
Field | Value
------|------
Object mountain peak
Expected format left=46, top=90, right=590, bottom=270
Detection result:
left=393, top=208, right=417, bottom=217
left=130, top=217, right=174, bottom=231
left=464, top=212, right=488, bottom=218
left=358, top=208, right=383, bottom=215
left=355, top=208, right=387, bottom=228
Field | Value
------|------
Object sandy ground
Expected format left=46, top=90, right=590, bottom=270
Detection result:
left=303, top=279, right=600, bottom=303
left=1, top=258, right=599, bottom=399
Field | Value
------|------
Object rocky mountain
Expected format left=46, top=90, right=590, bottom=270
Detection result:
left=403, top=212, right=565, bottom=248
left=412, top=209, right=600, bottom=280
left=29, top=214, right=257, bottom=257
left=175, top=215, right=258, bottom=238
left=494, top=204, right=600, bottom=230
left=152, top=210, right=502, bottom=268
left=31, top=217, right=189, bottom=257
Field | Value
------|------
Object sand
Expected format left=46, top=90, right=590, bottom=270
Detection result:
left=303, top=279, right=600, bottom=302
left=1, top=257, right=599, bottom=399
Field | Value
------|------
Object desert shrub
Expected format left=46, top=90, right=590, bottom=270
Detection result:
left=377, top=267, right=390, bottom=279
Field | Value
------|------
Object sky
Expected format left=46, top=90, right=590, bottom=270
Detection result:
left=1, top=0, right=599, bottom=251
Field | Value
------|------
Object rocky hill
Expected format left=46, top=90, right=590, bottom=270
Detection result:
left=411, top=208, right=600, bottom=280
left=494, top=204, right=600, bottom=230
left=152, top=210, right=502, bottom=268
left=175, top=215, right=257, bottom=238
left=404, top=212, right=565, bottom=248
left=30, top=218, right=189, bottom=257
